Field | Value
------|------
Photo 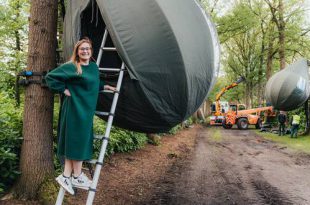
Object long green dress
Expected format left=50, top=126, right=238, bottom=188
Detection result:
left=45, top=62, right=100, bottom=160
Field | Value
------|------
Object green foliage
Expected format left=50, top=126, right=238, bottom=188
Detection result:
left=287, top=106, right=306, bottom=132
left=0, top=0, right=29, bottom=97
left=208, top=76, right=245, bottom=103
left=0, top=92, right=23, bottom=195
left=93, top=116, right=148, bottom=156
left=213, top=0, right=310, bottom=107
left=167, top=124, right=182, bottom=135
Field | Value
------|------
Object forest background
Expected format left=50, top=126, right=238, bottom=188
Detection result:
left=0, top=0, right=309, bottom=200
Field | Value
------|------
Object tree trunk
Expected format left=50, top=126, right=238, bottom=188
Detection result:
left=14, top=0, right=58, bottom=199
left=302, top=99, right=310, bottom=136
left=245, top=83, right=250, bottom=108
left=278, top=0, right=285, bottom=69
left=266, top=24, right=275, bottom=80
left=258, top=21, right=266, bottom=106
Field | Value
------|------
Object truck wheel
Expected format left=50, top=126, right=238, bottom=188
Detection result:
left=237, top=118, right=248, bottom=130
left=222, top=119, right=233, bottom=129
left=255, top=119, right=262, bottom=129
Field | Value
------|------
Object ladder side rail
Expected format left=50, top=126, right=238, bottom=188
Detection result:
left=55, top=187, right=65, bottom=205
left=96, top=28, right=108, bottom=66
left=86, top=63, right=125, bottom=205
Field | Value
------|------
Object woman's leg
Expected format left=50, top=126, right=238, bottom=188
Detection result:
left=56, top=159, right=75, bottom=195
left=72, top=160, right=83, bottom=177
left=63, top=159, right=73, bottom=177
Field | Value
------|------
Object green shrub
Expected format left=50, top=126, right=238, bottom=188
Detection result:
left=93, top=116, right=148, bottom=156
left=0, top=92, right=23, bottom=195
left=287, top=107, right=306, bottom=132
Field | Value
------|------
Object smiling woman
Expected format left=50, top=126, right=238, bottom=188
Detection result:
left=45, top=38, right=115, bottom=195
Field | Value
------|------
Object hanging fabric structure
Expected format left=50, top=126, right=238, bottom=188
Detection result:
left=265, top=59, right=310, bottom=111
left=63, top=0, right=220, bottom=132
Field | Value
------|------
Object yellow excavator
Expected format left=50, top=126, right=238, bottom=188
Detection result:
left=210, top=77, right=245, bottom=125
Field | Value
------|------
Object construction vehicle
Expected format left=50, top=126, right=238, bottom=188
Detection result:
left=222, top=104, right=275, bottom=130
left=210, top=76, right=245, bottom=125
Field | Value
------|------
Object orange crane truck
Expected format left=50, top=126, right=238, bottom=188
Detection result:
left=210, top=77, right=245, bottom=125
left=222, top=104, right=275, bottom=130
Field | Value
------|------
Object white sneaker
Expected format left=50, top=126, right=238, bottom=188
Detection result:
left=56, top=174, right=75, bottom=195
left=72, top=172, right=92, bottom=190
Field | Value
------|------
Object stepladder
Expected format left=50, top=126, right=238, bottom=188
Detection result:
left=55, top=28, right=125, bottom=205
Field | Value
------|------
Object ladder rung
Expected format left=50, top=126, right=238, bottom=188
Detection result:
left=99, top=68, right=122, bottom=72
left=93, top=135, right=110, bottom=141
left=72, top=184, right=91, bottom=190
left=95, top=111, right=109, bottom=116
left=86, top=159, right=104, bottom=166
left=100, top=90, right=116, bottom=94
left=94, top=135, right=104, bottom=140
left=86, top=159, right=97, bottom=164
left=101, top=47, right=116, bottom=51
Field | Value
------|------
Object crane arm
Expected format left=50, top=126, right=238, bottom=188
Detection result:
left=214, top=77, right=245, bottom=116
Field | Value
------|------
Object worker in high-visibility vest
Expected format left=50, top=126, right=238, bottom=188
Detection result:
left=290, top=114, right=300, bottom=138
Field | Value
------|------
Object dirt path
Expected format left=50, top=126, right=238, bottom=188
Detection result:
left=143, top=127, right=310, bottom=205
left=2, top=125, right=310, bottom=205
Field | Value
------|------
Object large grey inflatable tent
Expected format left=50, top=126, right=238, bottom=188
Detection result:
left=63, top=0, right=220, bottom=132
left=265, top=59, right=310, bottom=111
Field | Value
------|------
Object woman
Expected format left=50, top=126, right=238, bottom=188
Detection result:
left=46, top=38, right=115, bottom=195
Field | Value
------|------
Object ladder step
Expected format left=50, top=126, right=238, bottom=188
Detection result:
left=100, top=89, right=116, bottom=94
left=99, top=68, right=122, bottom=72
left=93, top=135, right=110, bottom=141
left=101, top=47, right=117, bottom=51
left=86, top=159, right=97, bottom=164
left=95, top=111, right=109, bottom=116
left=94, top=135, right=105, bottom=140
left=72, top=184, right=91, bottom=191
left=86, top=159, right=104, bottom=166
left=94, top=135, right=104, bottom=140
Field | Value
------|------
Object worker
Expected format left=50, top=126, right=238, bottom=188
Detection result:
left=277, top=111, right=286, bottom=136
left=290, top=114, right=300, bottom=138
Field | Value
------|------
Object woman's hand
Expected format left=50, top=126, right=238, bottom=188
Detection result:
left=64, top=89, right=71, bottom=96
left=104, top=85, right=117, bottom=91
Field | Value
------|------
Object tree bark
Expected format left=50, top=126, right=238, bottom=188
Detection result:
left=14, top=0, right=58, bottom=199
left=302, top=99, right=310, bottom=136
left=278, top=0, right=286, bottom=69
left=257, top=21, right=266, bottom=106
left=266, top=23, right=275, bottom=80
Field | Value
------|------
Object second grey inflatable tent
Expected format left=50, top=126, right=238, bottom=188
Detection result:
left=265, top=59, right=310, bottom=111
left=63, top=0, right=220, bottom=132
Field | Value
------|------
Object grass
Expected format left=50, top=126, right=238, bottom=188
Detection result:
left=256, top=131, right=310, bottom=154
left=210, top=128, right=222, bottom=142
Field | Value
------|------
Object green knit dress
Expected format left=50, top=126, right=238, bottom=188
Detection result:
left=45, top=62, right=100, bottom=160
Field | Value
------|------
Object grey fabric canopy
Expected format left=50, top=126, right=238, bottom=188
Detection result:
left=265, top=59, right=310, bottom=111
left=63, top=0, right=220, bottom=132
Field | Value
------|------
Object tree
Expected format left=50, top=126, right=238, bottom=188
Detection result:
left=265, top=0, right=286, bottom=69
left=0, top=0, right=29, bottom=95
left=214, top=0, right=310, bottom=107
left=14, top=0, right=58, bottom=199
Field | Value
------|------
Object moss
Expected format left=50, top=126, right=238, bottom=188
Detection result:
left=147, top=134, right=161, bottom=146
left=210, top=129, right=222, bottom=142
left=37, top=176, right=59, bottom=205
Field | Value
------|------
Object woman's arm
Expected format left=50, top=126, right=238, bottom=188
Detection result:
left=45, top=64, right=71, bottom=94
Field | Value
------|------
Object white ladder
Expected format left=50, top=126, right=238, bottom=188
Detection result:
left=55, top=28, right=125, bottom=205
